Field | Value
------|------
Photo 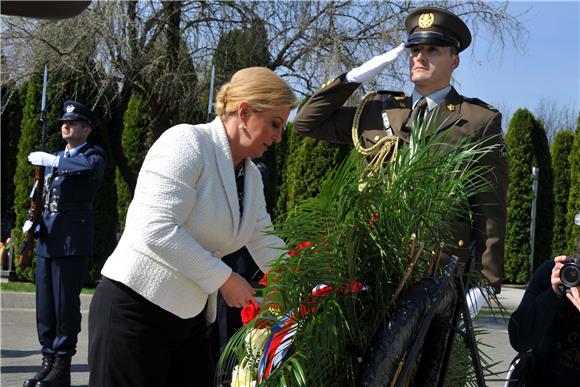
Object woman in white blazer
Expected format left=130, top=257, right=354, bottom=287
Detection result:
left=88, top=67, right=298, bottom=387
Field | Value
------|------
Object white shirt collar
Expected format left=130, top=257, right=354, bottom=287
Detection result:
left=65, top=142, right=87, bottom=157
left=411, top=85, right=452, bottom=111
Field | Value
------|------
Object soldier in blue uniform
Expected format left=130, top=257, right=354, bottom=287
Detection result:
left=23, top=101, right=106, bottom=387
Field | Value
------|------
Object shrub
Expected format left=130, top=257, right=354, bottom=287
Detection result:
left=550, top=130, right=574, bottom=256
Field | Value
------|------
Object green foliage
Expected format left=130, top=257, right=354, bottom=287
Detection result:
left=11, top=73, right=44, bottom=281
left=550, top=130, right=574, bottom=256
left=273, top=122, right=351, bottom=220
left=217, top=124, right=494, bottom=385
left=504, top=109, right=553, bottom=283
left=87, top=124, right=118, bottom=286
left=1, top=81, right=26, bottom=237
left=212, top=20, right=270, bottom=87
left=115, top=93, right=149, bottom=232
left=566, top=113, right=580, bottom=254
left=533, top=120, right=554, bottom=268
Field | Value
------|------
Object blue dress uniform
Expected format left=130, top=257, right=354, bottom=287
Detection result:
left=35, top=143, right=105, bottom=357
left=25, top=100, right=105, bottom=387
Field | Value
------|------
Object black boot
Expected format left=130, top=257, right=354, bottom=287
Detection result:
left=36, top=356, right=71, bottom=387
left=23, top=353, right=55, bottom=387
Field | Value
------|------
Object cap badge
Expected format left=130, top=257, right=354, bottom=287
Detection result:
left=418, top=13, right=434, bottom=29
left=447, top=104, right=456, bottom=111
left=65, top=104, right=76, bottom=113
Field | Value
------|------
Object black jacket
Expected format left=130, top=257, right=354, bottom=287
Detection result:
left=508, top=260, right=580, bottom=386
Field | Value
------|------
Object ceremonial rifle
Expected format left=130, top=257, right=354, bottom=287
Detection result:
left=19, top=65, right=48, bottom=267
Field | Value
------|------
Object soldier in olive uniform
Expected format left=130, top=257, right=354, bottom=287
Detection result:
left=294, top=6, right=508, bottom=293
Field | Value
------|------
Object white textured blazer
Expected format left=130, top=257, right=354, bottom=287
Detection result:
left=101, top=118, right=285, bottom=321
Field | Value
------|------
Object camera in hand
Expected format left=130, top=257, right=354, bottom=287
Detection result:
left=560, top=255, right=580, bottom=288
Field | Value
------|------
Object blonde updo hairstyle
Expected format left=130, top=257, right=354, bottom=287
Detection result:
left=215, top=67, right=298, bottom=120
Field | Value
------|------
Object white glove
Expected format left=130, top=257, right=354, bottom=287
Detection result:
left=465, top=287, right=486, bottom=319
left=28, top=152, right=59, bottom=167
left=346, top=43, right=406, bottom=83
left=22, top=220, right=33, bottom=232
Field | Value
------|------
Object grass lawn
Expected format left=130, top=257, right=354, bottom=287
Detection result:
left=0, top=281, right=95, bottom=294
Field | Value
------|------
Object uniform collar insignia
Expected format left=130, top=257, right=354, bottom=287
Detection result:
left=447, top=104, right=456, bottom=111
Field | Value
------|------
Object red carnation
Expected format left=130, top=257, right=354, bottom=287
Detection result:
left=241, top=299, right=262, bottom=325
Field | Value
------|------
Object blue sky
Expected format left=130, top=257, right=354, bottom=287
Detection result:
left=454, top=0, right=579, bottom=128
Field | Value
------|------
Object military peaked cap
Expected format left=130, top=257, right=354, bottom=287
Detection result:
left=58, top=100, right=99, bottom=128
left=405, top=6, right=471, bottom=52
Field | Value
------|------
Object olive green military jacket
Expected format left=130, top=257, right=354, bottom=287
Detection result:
left=293, top=74, right=508, bottom=292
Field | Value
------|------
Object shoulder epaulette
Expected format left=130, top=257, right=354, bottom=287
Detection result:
left=377, top=90, right=407, bottom=98
left=83, top=145, right=105, bottom=157
left=462, top=96, right=499, bottom=112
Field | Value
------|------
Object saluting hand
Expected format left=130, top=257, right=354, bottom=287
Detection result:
left=219, top=272, right=256, bottom=308
left=28, top=151, right=59, bottom=167
left=346, top=43, right=406, bottom=83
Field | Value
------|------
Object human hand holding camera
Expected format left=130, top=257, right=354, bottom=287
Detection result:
left=551, top=255, right=580, bottom=312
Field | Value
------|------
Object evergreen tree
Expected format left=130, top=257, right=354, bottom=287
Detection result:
left=115, top=93, right=149, bottom=232
left=212, top=20, right=270, bottom=89
left=87, top=119, right=119, bottom=286
left=504, top=109, right=552, bottom=283
left=275, top=122, right=350, bottom=219
left=11, top=73, right=44, bottom=281
left=1, top=81, right=26, bottom=238
left=566, top=113, right=580, bottom=254
left=532, top=119, right=554, bottom=269
left=550, top=130, right=574, bottom=256
left=273, top=123, right=300, bottom=219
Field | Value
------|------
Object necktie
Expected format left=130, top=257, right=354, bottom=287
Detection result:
left=407, top=97, right=428, bottom=132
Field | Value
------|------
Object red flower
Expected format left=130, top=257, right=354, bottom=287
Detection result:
left=259, top=271, right=270, bottom=287
left=288, top=241, right=314, bottom=256
left=343, top=280, right=365, bottom=294
left=241, top=299, right=262, bottom=325
left=296, top=241, right=314, bottom=249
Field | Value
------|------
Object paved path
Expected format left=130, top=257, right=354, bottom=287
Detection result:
left=475, top=286, right=524, bottom=387
left=1, top=292, right=91, bottom=387
left=0, top=287, right=524, bottom=387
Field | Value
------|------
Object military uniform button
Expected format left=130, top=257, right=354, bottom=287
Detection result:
left=374, top=135, right=381, bottom=141
left=458, top=240, right=464, bottom=247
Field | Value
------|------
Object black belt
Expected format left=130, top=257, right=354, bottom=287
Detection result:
left=45, top=202, right=93, bottom=212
